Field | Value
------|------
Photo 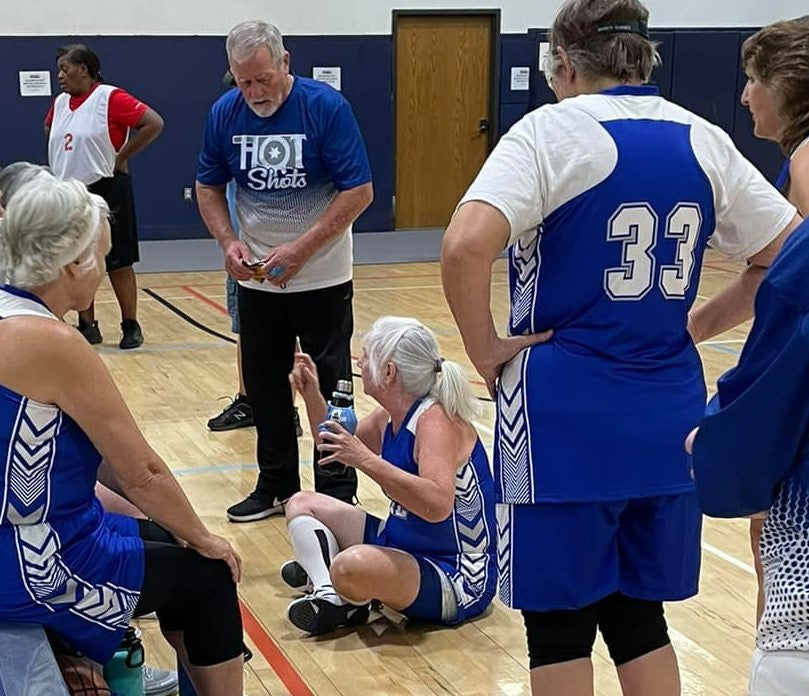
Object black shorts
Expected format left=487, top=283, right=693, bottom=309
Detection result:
left=88, top=172, right=139, bottom=272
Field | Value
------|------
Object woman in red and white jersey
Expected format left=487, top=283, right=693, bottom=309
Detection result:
left=45, top=44, right=163, bottom=349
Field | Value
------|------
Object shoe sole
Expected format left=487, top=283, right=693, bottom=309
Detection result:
left=287, top=597, right=370, bottom=635
left=227, top=502, right=285, bottom=523
left=120, top=340, right=144, bottom=350
left=280, top=561, right=312, bottom=592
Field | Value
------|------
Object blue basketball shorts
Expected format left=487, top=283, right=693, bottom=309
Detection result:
left=496, top=492, right=702, bottom=611
left=363, top=513, right=494, bottom=625
left=226, top=276, right=239, bottom=334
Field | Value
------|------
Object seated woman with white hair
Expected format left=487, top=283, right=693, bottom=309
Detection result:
left=0, top=171, right=244, bottom=695
left=283, top=316, right=497, bottom=635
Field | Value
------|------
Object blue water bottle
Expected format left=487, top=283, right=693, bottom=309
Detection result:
left=103, top=626, right=144, bottom=696
left=319, top=379, right=357, bottom=435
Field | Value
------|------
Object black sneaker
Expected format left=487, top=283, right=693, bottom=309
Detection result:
left=208, top=395, right=254, bottom=431
left=287, top=592, right=370, bottom=635
left=280, top=560, right=312, bottom=592
left=226, top=492, right=288, bottom=522
left=119, top=319, right=144, bottom=349
left=77, top=320, right=103, bottom=345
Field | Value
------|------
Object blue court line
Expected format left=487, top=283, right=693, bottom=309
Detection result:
left=700, top=343, right=742, bottom=357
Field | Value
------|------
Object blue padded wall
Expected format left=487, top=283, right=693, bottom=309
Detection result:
left=0, top=35, right=391, bottom=239
left=0, top=28, right=785, bottom=240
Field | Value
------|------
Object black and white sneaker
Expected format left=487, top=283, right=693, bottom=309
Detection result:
left=280, top=560, right=312, bottom=593
left=208, top=395, right=254, bottom=431
left=287, top=590, right=370, bottom=635
left=226, top=492, right=288, bottom=522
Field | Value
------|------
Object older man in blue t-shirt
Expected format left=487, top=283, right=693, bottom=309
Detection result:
left=196, top=20, right=373, bottom=522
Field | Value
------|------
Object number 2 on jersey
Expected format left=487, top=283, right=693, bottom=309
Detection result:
left=604, top=203, right=702, bottom=301
left=63, top=133, right=73, bottom=152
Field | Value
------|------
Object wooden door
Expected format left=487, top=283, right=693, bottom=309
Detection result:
left=395, top=15, right=493, bottom=229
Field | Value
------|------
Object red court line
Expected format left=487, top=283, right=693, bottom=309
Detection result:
left=180, top=285, right=229, bottom=315
left=240, top=600, right=315, bottom=696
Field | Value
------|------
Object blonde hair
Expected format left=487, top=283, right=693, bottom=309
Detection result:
left=742, top=17, right=809, bottom=155
left=363, top=316, right=481, bottom=424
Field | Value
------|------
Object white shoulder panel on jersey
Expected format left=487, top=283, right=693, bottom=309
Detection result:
left=687, top=115, right=796, bottom=260
left=406, top=398, right=437, bottom=436
left=0, top=291, right=57, bottom=320
left=460, top=98, right=618, bottom=247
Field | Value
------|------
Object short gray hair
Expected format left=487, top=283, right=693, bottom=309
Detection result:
left=226, top=21, right=286, bottom=64
left=548, top=0, right=660, bottom=84
left=0, top=177, right=109, bottom=289
left=363, top=316, right=481, bottom=424
left=0, top=162, right=50, bottom=210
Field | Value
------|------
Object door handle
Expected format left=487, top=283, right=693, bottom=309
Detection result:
left=478, top=118, right=490, bottom=133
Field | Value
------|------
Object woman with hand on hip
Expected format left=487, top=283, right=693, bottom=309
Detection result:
left=45, top=43, right=163, bottom=349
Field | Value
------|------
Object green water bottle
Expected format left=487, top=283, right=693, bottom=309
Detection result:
left=103, top=626, right=145, bottom=696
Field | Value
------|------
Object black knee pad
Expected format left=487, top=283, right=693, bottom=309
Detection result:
left=596, top=593, right=670, bottom=666
left=522, top=606, right=598, bottom=668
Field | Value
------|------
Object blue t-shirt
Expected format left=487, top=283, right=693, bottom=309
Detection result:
left=462, top=85, right=796, bottom=503
left=197, top=77, right=372, bottom=291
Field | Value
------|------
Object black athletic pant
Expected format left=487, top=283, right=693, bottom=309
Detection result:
left=238, top=280, right=357, bottom=503
left=133, top=521, right=243, bottom=667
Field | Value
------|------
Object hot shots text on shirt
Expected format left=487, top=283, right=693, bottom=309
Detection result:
left=233, top=133, right=307, bottom=191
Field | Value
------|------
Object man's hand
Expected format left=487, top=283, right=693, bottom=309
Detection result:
left=262, top=241, right=311, bottom=286
left=224, top=239, right=254, bottom=281
left=472, top=331, right=554, bottom=397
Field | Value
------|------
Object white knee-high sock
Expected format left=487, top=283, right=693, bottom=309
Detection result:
left=288, top=515, right=342, bottom=600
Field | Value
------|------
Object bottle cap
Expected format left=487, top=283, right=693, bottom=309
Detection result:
left=335, top=379, right=353, bottom=394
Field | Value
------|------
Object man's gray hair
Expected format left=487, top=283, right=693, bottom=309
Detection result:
left=0, top=162, right=50, bottom=210
left=226, top=21, right=286, bottom=64
left=0, top=176, right=109, bottom=289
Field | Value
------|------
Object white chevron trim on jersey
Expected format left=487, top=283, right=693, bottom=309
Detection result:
left=15, top=523, right=138, bottom=632
left=496, top=504, right=513, bottom=607
left=3, top=399, right=60, bottom=524
left=511, top=231, right=539, bottom=329
left=496, top=351, right=533, bottom=504
left=453, top=462, right=492, bottom=601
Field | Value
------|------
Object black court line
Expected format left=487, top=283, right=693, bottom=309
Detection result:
left=143, top=286, right=494, bottom=403
left=142, top=287, right=237, bottom=345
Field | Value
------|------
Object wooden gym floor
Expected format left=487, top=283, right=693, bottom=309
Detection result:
left=93, top=252, right=755, bottom=695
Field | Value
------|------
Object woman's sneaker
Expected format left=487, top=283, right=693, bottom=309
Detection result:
left=280, top=560, right=312, bottom=593
left=287, top=590, right=370, bottom=635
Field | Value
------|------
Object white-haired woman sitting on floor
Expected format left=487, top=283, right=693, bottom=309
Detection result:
left=282, top=316, right=497, bottom=634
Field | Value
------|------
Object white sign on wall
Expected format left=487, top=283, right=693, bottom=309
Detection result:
left=312, top=66, right=341, bottom=91
left=18, top=70, right=52, bottom=97
left=510, top=66, right=530, bottom=91
left=538, top=42, right=551, bottom=72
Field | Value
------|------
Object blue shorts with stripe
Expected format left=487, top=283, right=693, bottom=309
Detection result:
left=496, top=492, right=702, bottom=611
left=363, top=513, right=496, bottom=625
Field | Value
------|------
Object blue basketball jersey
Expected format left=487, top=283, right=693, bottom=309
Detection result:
left=462, top=85, right=796, bottom=503
left=197, top=77, right=371, bottom=293
left=0, top=286, right=144, bottom=663
left=377, top=399, right=497, bottom=615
